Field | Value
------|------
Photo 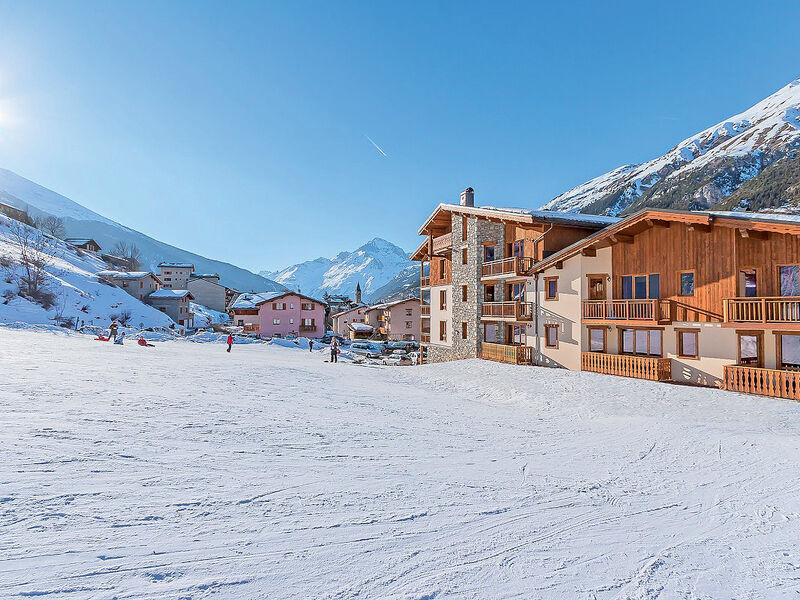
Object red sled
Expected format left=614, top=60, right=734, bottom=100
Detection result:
left=95, top=335, right=109, bottom=342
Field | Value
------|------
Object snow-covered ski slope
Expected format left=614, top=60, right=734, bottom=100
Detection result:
left=2, top=327, right=800, bottom=598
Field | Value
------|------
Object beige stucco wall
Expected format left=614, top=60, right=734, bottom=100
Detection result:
left=187, top=278, right=227, bottom=312
left=332, top=307, right=367, bottom=336
left=159, top=267, right=193, bottom=289
left=429, top=284, right=453, bottom=347
left=387, top=299, right=420, bottom=340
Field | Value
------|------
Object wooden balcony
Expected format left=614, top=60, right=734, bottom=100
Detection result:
left=420, top=304, right=430, bottom=316
left=420, top=275, right=430, bottom=288
left=421, top=332, right=431, bottom=343
left=481, top=301, right=533, bottom=321
left=481, top=342, right=532, bottom=365
left=581, top=352, right=672, bottom=382
left=723, top=365, right=800, bottom=400
left=299, top=324, right=317, bottom=332
left=243, top=324, right=259, bottom=333
left=481, top=256, right=534, bottom=280
left=723, top=297, right=800, bottom=327
left=581, top=299, right=673, bottom=325
left=432, top=232, right=452, bottom=255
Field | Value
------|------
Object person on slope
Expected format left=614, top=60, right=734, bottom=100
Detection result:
left=226, top=333, right=233, bottom=353
left=137, top=335, right=154, bottom=348
left=330, top=337, right=339, bottom=363
left=308, top=338, right=314, bottom=353
left=114, top=331, right=125, bottom=345
left=109, top=320, right=119, bottom=342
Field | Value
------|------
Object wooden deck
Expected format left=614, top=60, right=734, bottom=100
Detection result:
left=481, top=301, right=533, bottom=321
left=420, top=275, right=430, bottom=288
left=581, top=352, right=672, bottom=381
left=481, top=256, right=535, bottom=279
left=723, top=365, right=800, bottom=400
left=723, top=297, right=800, bottom=326
left=481, top=342, right=532, bottom=365
left=582, top=299, right=673, bottom=324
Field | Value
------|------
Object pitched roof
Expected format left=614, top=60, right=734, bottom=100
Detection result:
left=368, top=297, right=418, bottom=311
left=97, top=270, right=159, bottom=281
left=348, top=322, right=374, bottom=332
left=157, top=262, right=194, bottom=268
left=331, top=304, right=368, bottom=318
left=229, top=291, right=285, bottom=309
left=65, top=238, right=100, bottom=247
left=148, top=289, right=194, bottom=300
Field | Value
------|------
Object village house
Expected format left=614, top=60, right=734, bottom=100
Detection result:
left=230, top=291, right=326, bottom=338
left=97, top=270, right=162, bottom=301
left=65, top=238, right=102, bottom=254
left=331, top=305, right=368, bottom=337
left=186, top=273, right=235, bottom=313
left=157, top=263, right=194, bottom=289
left=411, top=187, right=616, bottom=363
left=147, top=289, right=195, bottom=329
left=366, top=298, right=421, bottom=341
left=0, top=201, right=30, bottom=224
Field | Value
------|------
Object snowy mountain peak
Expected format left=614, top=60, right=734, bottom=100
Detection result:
left=542, top=78, right=800, bottom=216
left=262, top=238, right=412, bottom=302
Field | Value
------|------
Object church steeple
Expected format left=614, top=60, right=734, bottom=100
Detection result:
left=355, top=282, right=362, bottom=304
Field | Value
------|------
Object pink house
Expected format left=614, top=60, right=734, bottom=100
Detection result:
left=230, top=291, right=326, bottom=338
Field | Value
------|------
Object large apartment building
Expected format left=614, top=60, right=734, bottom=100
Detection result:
left=411, top=188, right=616, bottom=363
left=413, top=194, right=800, bottom=402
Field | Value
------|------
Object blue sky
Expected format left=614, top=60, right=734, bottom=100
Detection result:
left=0, top=1, right=799, bottom=272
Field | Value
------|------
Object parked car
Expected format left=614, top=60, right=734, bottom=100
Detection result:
left=350, top=342, right=382, bottom=359
left=285, top=334, right=297, bottom=340
left=320, top=333, right=344, bottom=344
left=383, top=353, right=412, bottom=366
left=388, top=341, right=417, bottom=352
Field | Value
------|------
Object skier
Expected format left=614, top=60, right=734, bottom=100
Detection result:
left=226, top=333, right=233, bottom=353
left=114, top=331, right=125, bottom=345
left=109, top=320, right=119, bottom=342
left=330, top=337, right=339, bottom=363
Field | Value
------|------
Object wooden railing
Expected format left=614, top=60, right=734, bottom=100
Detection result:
left=243, top=324, right=259, bottom=333
left=481, top=342, right=532, bottom=365
left=421, top=333, right=431, bottom=343
left=481, top=301, right=533, bottom=321
left=723, top=297, right=800, bottom=324
left=299, top=324, right=316, bottom=332
left=432, top=232, right=452, bottom=254
left=582, top=299, right=673, bottom=323
left=481, top=256, right=535, bottom=278
left=420, top=275, right=430, bottom=287
left=420, top=305, right=430, bottom=316
left=723, top=365, right=800, bottom=400
left=581, top=352, right=672, bottom=381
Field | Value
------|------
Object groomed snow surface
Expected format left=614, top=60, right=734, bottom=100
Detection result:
left=3, top=328, right=800, bottom=599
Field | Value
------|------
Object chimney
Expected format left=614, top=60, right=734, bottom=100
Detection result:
left=460, top=187, right=474, bottom=207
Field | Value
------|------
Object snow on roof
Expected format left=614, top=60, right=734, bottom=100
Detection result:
left=368, top=297, right=418, bottom=311
left=348, top=322, right=374, bottom=332
left=191, top=273, right=219, bottom=278
left=479, top=206, right=621, bottom=225
left=230, top=291, right=285, bottom=309
left=708, top=211, right=800, bottom=224
left=331, top=305, right=368, bottom=318
left=157, top=262, right=194, bottom=268
left=148, top=289, right=193, bottom=299
left=97, top=270, right=154, bottom=280
left=65, top=238, right=99, bottom=246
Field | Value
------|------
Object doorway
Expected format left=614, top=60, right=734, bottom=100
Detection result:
left=588, top=275, right=606, bottom=300
left=738, top=269, right=758, bottom=297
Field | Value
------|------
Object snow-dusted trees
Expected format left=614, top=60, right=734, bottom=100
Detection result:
left=37, top=216, right=66, bottom=239
left=6, top=219, right=60, bottom=308
left=112, top=241, right=142, bottom=271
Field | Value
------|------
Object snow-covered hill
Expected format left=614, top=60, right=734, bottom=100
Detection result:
left=0, top=168, right=285, bottom=293
left=262, top=238, right=413, bottom=302
left=0, top=214, right=175, bottom=329
left=542, top=78, right=800, bottom=215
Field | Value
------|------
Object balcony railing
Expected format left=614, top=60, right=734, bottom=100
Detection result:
left=582, top=299, right=673, bottom=323
left=420, top=275, right=430, bottom=288
left=481, top=301, right=533, bottom=321
left=581, top=352, right=672, bottom=381
left=420, top=305, right=430, bottom=316
left=481, top=256, right=534, bottom=279
left=432, top=232, right=452, bottom=254
left=299, top=324, right=317, bottom=332
left=723, top=297, right=800, bottom=324
left=723, top=365, right=800, bottom=400
left=421, top=332, right=431, bottom=343
left=481, top=342, right=532, bottom=365
left=243, top=324, right=259, bottom=333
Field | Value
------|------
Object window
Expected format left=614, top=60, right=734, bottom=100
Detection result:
left=508, top=282, right=525, bottom=302
left=302, top=318, right=314, bottom=326
left=634, top=275, right=647, bottom=299
left=512, top=240, right=524, bottom=257
left=289, top=303, right=294, bottom=310
left=484, top=245, right=495, bottom=262
left=272, top=302, right=286, bottom=310
left=139, top=281, right=143, bottom=288
left=621, top=273, right=660, bottom=299
left=237, top=319, right=243, bottom=326
left=301, top=303, right=314, bottom=310
left=439, top=320, right=447, bottom=342
left=679, top=271, right=695, bottom=296
left=406, top=308, right=413, bottom=316
left=677, top=329, right=699, bottom=359
left=779, top=265, right=800, bottom=296
left=620, top=328, right=662, bottom=356
left=544, top=324, right=558, bottom=348
left=461, top=285, right=468, bottom=302
left=483, top=323, right=498, bottom=343
left=621, top=275, right=633, bottom=299
left=588, top=327, right=606, bottom=352
left=510, top=324, right=525, bottom=345
left=407, top=321, right=413, bottom=329
left=439, top=260, right=446, bottom=279
left=737, top=331, right=763, bottom=367
left=544, top=277, right=558, bottom=300
left=648, top=274, right=660, bottom=299
left=462, top=216, right=468, bottom=241
left=461, top=248, right=468, bottom=265
left=273, top=318, right=280, bottom=325
left=439, top=290, right=447, bottom=310
left=778, top=333, right=800, bottom=370
left=461, top=321, right=468, bottom=339
left=289, top=318, right=294, bottom=324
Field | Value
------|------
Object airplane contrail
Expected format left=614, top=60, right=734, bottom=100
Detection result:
left=365, top=135, right=388, bottom=157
